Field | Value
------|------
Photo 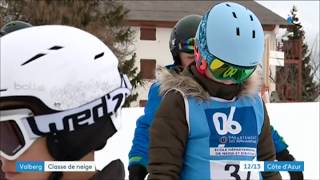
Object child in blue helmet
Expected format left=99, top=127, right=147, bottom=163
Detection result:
left=128, top=15, right=201, bottom=180
left=148, top=2, right=281, bottom=179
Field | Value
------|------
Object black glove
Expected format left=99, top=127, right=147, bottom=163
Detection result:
left=89, top=159, right=125, bottom=180
left=276, top=149, right=304, bottom=180
left=129, top=164, right=148, bottom=180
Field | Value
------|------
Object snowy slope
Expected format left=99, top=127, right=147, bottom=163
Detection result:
left=95, top=103, right=319, bottom=179
left=266, top=102, right=319, bottom=179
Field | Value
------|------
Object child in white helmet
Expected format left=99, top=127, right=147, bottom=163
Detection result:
left=148, top=2, right=281, bottom=179
left=0, top=25, right=131, bottom=180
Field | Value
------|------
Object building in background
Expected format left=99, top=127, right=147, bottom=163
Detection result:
left=122, top=0, right=289, bottom=106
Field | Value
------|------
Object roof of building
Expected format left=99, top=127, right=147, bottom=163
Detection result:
left=122, top=0, right=288, bottom=27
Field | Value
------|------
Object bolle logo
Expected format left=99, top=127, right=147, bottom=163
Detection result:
left=212, top=106, right=242, bottom=135
left=14, top=82, right=45, bottom=91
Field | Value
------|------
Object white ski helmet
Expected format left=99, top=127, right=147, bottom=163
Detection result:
left=0, top=25, right=131, bottom=161
left=1, top=25, right=128, bottom=111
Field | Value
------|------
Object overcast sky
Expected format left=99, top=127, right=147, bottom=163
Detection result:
left=256, top=1, right=319, bottom=48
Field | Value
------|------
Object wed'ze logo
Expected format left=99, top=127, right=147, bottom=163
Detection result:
left=25, top=88, right=129, bottom=137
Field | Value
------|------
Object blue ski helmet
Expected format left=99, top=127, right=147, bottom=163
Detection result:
left=195, top=2, right=264, bottom=68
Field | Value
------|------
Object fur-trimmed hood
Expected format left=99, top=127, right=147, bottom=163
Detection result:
left=157, top=65, right=262, bottom=100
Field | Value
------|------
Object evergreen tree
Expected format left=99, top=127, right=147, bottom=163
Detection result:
left=119, top=53, right=143, bottom=107
left=0, top=0, right=144, bottom=106
left=276, top=5, right=319, bottom=101
left=301, top=43, right=319, bottom=101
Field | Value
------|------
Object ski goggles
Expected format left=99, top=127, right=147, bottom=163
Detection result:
left=194, top=46, right=256, bottom=83
left=0, top=75, right=132, bottom=160
left=178, top=38, right=195, bottom=53
left=0, top=109, right=35, bottom=160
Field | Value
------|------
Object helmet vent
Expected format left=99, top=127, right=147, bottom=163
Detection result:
left=232, top=12, right=237, bottom=18
left=21, top=53, right=46, bottom=66
left=250, top=15, right=254, bottom=21
left=21, top=46, right=65, bottom=66
left=236, top=27, right=240, bottom=36
left=94, top=52, right=104, bottom=60
left=226, top=3, right=231, bottom=7
left=252, top=30, right=256, bottom=38
left=49, top=46, right=63, bottom=50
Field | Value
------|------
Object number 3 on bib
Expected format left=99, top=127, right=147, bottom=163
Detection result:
left=210, top=161, right=260, bottom=180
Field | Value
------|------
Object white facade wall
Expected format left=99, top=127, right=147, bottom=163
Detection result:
left=130, top=26, right=174, bottom=106
left=264, top=25, right=281, bottom=96
left=130, top=26, right=280, bottom=106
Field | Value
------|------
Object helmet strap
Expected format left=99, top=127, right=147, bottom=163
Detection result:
left=196, top=59, right=207, bottom=75
left=173, top=58, right=181, bottom=66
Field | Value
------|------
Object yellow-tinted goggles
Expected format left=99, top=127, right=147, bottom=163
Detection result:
left=209, top=58, right=256, bottom=83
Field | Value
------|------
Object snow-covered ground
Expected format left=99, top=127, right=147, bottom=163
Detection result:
left=95, top=102, right=319, bottom=179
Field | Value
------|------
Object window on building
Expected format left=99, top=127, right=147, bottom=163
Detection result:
left=139, top=100, right=147, bottom=107
left=140, top=27, right=156, bottom=40
left=140, top=59, right=156, bottom=79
